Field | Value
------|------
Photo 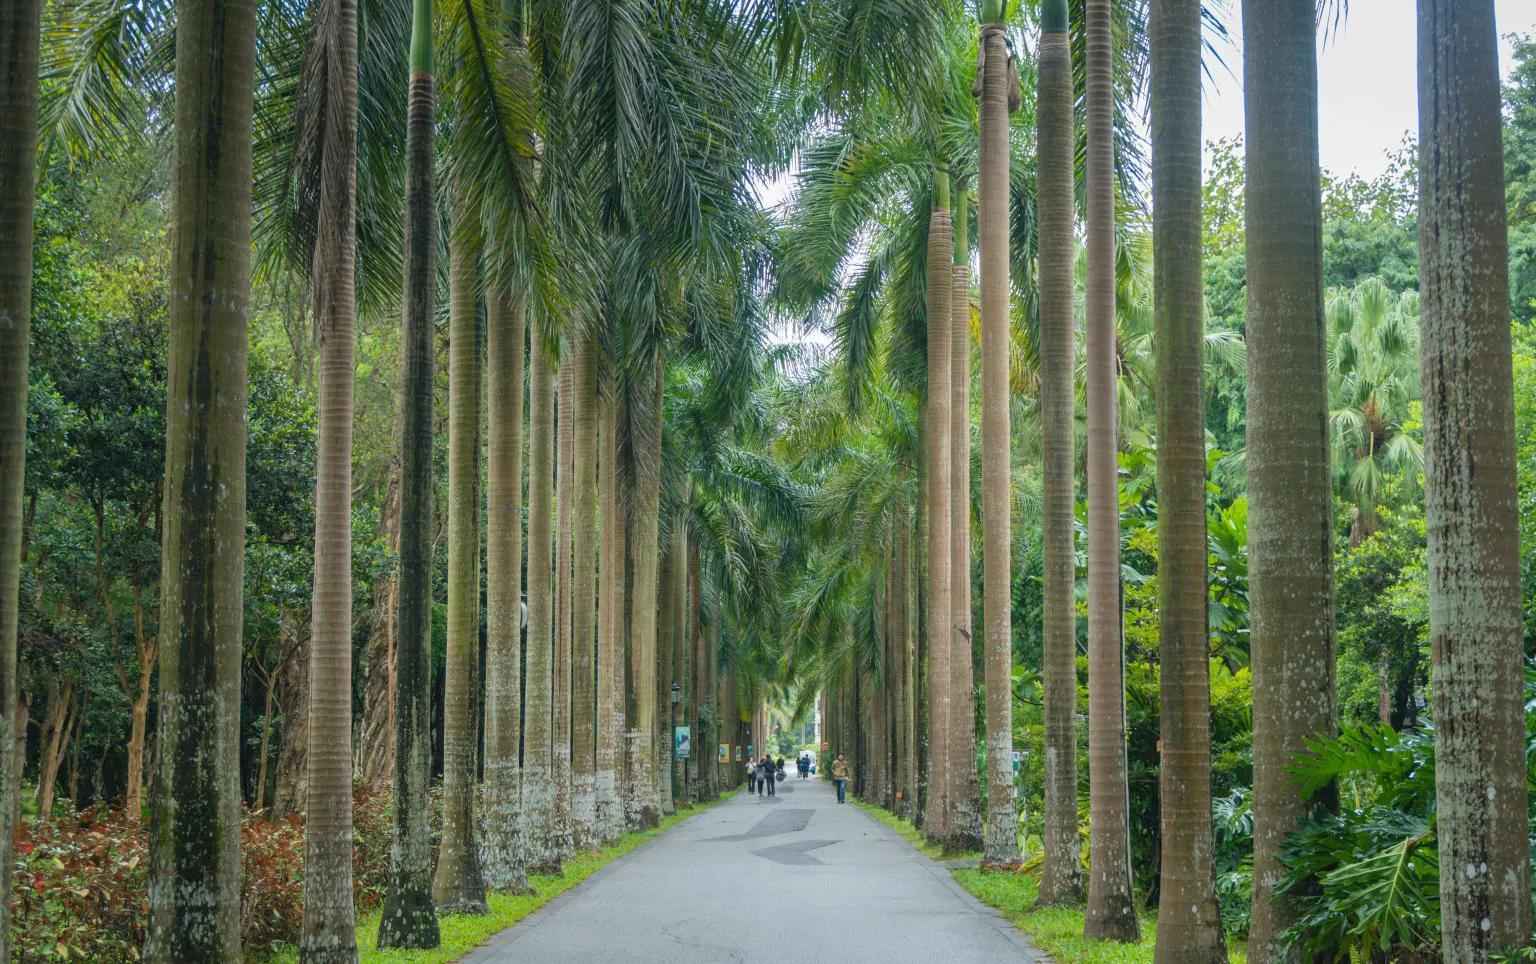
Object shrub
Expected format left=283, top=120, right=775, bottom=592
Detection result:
left=9, top=783, right=398, bottom=962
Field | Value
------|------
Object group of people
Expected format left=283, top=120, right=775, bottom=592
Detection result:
left=743, top=750, right=852, bottom=804
left=748, top=755, right=786, bottom=796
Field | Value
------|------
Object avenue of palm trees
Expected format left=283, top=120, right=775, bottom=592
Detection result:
left=1, top=1, right=1534, bottom=963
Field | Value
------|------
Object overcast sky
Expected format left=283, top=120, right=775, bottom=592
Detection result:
left=1201, top=1, right=1536, bottom=178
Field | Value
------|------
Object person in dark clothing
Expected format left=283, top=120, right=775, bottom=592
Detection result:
left=756, top=756, right=776, bottom=797
left=797, top=755, right=810, bottom=779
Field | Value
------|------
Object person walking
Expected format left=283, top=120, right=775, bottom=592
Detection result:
left=745, top=759, right=757, bottom=794
left=831, top=753, right=851, bottom=804
left=798, top=755, right=809, bottom=780
left=757, top=756, right=777, bottom=798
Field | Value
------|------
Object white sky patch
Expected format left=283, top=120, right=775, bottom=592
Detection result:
left=1201, top=0, right=1536, bottom=178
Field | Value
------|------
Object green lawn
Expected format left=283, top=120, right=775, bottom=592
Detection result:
left=855, top=801, right=1246, bottom=964
left=274, top=791, right=736, bottom=964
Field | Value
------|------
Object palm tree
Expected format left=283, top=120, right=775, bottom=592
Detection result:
left=976, top=0, right=1020, bottom=872
left=1034, top=0, right=1083, bottom=908
left=433, top=195, right=488, bottom=914
left=1418, top=1, right=1533, bottom=955
left=523, top=332, right=560, bottom=875
left=144, top=2, right=256, bottom=958
left=923, top=167, right=954, bottom=845
left=595, top=374, right=623, bottom=844
left=1326, top=278, right=1421, bottom=545
left=1149, top=0, right=1225, bottom=958
left=0, top=3, right=41, bottom=954
left=1083, top=0, right=1138, bottom=943
left=553, top=347, right=575, bottom=858
left=1242, top=0, right=1337, bottom=954
left=948, top=186, right=981, bottom=854
left=377, top=0, right=440, bottom=946
left=299, top=0, right=361, bottom=957
left=628, top=361, right=664, bottom=829
left=484, top=282, right=531, bottom=893
left=570, top=332, right=598, bottom=850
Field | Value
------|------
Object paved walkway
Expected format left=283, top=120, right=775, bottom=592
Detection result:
left=465, top=776, right=1046, bottom=964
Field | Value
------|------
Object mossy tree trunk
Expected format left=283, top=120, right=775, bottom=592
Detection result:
left=0, top=3, right=40, bottom=955
left=1241, top=1, right=1338, bottom=956
left=1418, top=1, right=1534, bottom=956
left=145, top=1, right=256, bottom=957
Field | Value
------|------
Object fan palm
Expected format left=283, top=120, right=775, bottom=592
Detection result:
left=1326, top=278, right=1422, bottom=545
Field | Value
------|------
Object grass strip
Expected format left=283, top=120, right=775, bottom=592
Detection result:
left=274, top=790, right=738, bottom=964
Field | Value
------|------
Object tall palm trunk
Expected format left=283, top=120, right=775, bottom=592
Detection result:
left=891, top=513, right=913, bottom=818
left=1083, top=0, right=1138, bottom=942
left=1150, top=0, right=1225, bottom=958
left=569, top=333, right=598, bottom=850
left=1032, top=3, right=1081, bottom=902
left=377, top=1, right=440, bottom=944
left=923, top=170, right=954, bottom=844
left=688, top=535, right=705, bottom=802
left=483, top=286, right=531, bottom=893
left=629, top=360, right=663, bottom=829
left=302, top=0, right=361, bottom=956
left=433, top=200, right=487, bottom=914
left=1242, top=1, right=1337, bottom=955
left=523, top=334, right=560, bottom=875
left=552, top=348, right=575, bottom=859
left=595, top=378, right=622, bottom=844
left=376, top=1, right=439, bottom=939
left=948, top=189, right=981, bottom=854
left=1419, top=2, right=1533, bottom=956
left=977, top=9, right=1020, bottom=870
left=145, top=1, right=255, bottom=957
left=0, top=3, right=40, bottom=954
left=656, top=435, right=676, bottom=818
left=669, top=505, right=689, bottom=807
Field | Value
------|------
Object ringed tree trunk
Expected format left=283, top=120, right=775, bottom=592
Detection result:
left=923, top=168, right=954, bottom=844
left=569, top=333, right=597, bottom=850
left=977, top=10, right=1021, bottom=871
left=1418, top=1, right=1534, bottom=956
left=1032, top=1, right=1081, bottom=902
left=523, top=333, right=560, bottom=874
left=1242, top=1, right=1338, bottom=955
left=891, top=513, right=914, bottom=819
left=669, top=504, right=689, bottom=808
left=948, top=189, right=981, bottom=855
left=482, top=285, right=531, bottom=893
left=628, top=359, right=663, bottom=829
left=553, top=346, right=575, bottom=859
left=1150, top=0, right=1226, bottom=957
left=594, top=375, right=622, bottom=844
left=360, top=466, right=400, bottom=789
left=302, top=0, right=362, bottom=955
left=0, top=2, right=40, bottom=953
left=1082, top=0, right=1138, bottom=942
left=655, top=418, right=675, bottom=819
left=432, top=196, right=488, bottom=914
left=376, top=0, right=441, bottom=944
left=144, top=0, right=255, bottom=955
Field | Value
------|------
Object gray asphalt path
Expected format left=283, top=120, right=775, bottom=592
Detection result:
left=464, top=776, right=1047, bottom=964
